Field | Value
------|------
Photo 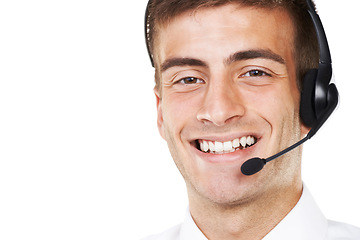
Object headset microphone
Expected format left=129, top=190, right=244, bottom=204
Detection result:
left=241, top=0, right=339, bottom=176
left=241, top=75, right=338, bottom=175
left=241, top=72, right=338, bottom=176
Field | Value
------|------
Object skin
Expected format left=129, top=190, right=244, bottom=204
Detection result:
left=154, top=4, right=309, bottom=240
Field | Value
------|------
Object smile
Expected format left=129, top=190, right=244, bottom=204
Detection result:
left=196, top=136, right=258, bottom=154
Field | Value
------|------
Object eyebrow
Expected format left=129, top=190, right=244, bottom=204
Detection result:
left=225, top=49, right=286, bottom=65
left=160, top=49, right=285, bottom=72
left=160, top=58, right=208, bottom=72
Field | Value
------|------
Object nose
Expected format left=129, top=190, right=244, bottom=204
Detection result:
left=197, top=80, right=245, bottom=126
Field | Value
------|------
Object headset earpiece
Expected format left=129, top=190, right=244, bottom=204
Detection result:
left=300, top=68, right=338, bottom=138
left=300, top=69, right=318, bottom=128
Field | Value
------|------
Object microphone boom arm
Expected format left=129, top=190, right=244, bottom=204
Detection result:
left=266, top=134, right=310, bottom=163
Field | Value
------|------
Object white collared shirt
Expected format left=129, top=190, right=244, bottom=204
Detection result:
left=142, top=186, right=360, bottom=240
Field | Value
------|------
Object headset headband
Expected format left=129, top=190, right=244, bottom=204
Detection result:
left=306, top=0, right=331, bottom=65
left=145, top=0, right=154, bottom=67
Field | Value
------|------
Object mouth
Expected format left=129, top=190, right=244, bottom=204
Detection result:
left=194, top=136, right=258, bottom=155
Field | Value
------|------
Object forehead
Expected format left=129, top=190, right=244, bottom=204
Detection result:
left=155, top=4, right=295, bottom=67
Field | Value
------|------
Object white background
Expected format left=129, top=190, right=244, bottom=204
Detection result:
left=0, top=0, right=359, bottom=239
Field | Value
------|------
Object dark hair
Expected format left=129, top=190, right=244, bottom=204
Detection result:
left=146, top=0, right=319, bottom=90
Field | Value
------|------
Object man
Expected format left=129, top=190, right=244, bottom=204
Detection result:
left=143, top=0, right=360, bottom=239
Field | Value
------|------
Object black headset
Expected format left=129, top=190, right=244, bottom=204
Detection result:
left=300, top=0, right=338, bottom=138
left=145, top=0, right=339, bottom=139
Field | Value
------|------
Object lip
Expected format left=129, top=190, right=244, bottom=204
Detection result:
left=189, top=133, right=262, bottom=164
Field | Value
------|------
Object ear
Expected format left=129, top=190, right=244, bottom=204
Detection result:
left=154, top=87, right=165, bottom=140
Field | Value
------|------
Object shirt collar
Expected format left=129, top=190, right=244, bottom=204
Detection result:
left=262, top=185, right=328, bottom=240
left=179, top=185, right=328, bottom=240
left=179, top=209, right=207, bottom=240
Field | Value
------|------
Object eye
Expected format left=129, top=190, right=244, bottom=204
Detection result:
left=242, top=70, right=271, bottom=77
left=177, top=77, right=205, bottom=85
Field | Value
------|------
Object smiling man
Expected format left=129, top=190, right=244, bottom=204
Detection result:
left=143, top=0, right=360, bottom=239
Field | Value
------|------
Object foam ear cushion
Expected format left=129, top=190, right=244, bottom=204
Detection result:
left=300, top=69, right=318, bottom=128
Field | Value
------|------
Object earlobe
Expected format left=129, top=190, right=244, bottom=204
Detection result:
left=154, top=88, right=165, bottom=140
left=300, top=121, right=311, bottom=137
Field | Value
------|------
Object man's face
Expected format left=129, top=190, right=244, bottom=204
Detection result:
left=154, top=4, right=307, bottom=205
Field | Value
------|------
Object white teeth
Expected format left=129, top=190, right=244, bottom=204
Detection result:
left=203, top=140, right=209, bottom=152
left=232, top=138, right=240, bottom=148
left=208, top=141, right=215, bottom=152
left=240, top=136, right=247, bottom=148
left=247, top=136, right=255, bottom=145
left=223, top=141, right=233, bottom=151
left=214, top=141, right=223, bottom=152
left=198, top=136, right=257, bottom=154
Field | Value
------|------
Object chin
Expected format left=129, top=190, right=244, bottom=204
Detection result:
left=187, top=166, right=266, bottom=206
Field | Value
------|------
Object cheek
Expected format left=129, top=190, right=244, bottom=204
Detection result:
left=246, top=84, right=300, bottom=130
left=161, top=93, right=197, bottom=139
left=160, top=94, right=199, bottom=180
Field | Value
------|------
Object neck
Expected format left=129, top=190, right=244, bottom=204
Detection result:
left=188, top=180, right=303, bottom=240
